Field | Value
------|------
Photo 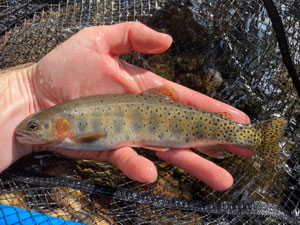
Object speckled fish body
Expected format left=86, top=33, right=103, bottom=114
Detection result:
left=16, top=87, right=287, bottom=163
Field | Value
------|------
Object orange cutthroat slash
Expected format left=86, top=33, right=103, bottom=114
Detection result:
left=15, top=85, right=287, bottom=164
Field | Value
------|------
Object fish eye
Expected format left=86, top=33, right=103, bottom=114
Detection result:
left=28, top=121, right=38, bottom=131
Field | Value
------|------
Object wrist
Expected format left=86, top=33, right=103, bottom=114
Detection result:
left=1, top=63, right=41, bottom=114
left=0, top=63, right=40, bottom=172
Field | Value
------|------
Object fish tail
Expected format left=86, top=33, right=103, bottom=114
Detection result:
left=253, top=117, right=287, bottom=164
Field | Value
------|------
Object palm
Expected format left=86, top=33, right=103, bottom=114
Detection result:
left=34, top=23, right=169, bottom=107
left=20, top=22, right=251, bottom=191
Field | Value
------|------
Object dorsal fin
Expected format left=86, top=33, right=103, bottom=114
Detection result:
left=141, top=85, right=179, bottom=102
left=217, top=112, right=232, bottom=120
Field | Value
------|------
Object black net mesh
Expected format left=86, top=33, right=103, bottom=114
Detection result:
left=0, top=0, right=300, bottom=224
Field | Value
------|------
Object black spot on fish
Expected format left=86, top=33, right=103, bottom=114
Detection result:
left=78, top=118, right=87, bottom=132
left=114, top=110, right=124, bottom=133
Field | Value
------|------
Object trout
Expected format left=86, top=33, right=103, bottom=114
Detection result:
left=16, top=86, right=287, bottom=163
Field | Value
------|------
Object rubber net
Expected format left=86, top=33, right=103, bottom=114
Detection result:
left=0, top=0, right=300, bottom=224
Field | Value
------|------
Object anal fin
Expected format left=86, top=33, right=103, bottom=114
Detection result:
left=144, top=146, right=170, bottom=152
left=194, top=144, right=227, bottom=159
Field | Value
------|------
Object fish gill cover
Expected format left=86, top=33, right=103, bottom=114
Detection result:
left=0, top=0, right=300, bottom=224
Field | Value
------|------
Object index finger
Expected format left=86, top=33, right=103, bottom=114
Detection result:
left=101, top=22, right=173, bottom=54
left=169, top=82, right=250, bottom=124
left=120, top=62, right=250, bottom=124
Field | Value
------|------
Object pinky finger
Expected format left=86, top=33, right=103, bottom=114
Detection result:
left=156, top=148, right=234, bottom=191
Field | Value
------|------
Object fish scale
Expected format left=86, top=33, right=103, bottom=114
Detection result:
left=15, top=86, right=287, bottom=164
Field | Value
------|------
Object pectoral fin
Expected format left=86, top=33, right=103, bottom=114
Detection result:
left=141, top=85, right=179, bottom=102
left=69, top=132, right=105, bottom=144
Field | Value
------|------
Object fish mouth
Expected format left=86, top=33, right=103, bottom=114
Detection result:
left=15, top=131, right=55, bottom=146
left=15, top=131, right=39, bottom=145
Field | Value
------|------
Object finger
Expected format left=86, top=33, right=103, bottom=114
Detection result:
left=156, top=149, right=233, bottom=191
left=50, top=147, right=157, bottom=183
left=103, top=22, right=172, bottom=54
left=223, top=145, right=253, bottom=157
left=106, top=147, right=158, bottom=183
left=119, top=61, right=250, bottom=124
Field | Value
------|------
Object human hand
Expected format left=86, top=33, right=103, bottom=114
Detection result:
left=4, top=22, right=252, bottom=191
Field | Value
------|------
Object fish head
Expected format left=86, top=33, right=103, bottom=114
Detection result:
left=16, top=112, right=71, bottom=146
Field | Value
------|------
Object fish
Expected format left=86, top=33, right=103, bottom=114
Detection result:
left=15, top=85, right=287, bottom=164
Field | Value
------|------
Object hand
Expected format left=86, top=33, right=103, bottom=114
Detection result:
left=2, top=22, right=252, bottom=191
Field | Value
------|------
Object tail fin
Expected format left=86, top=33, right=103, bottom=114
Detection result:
left=253, top=117, right=287, bottom=164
